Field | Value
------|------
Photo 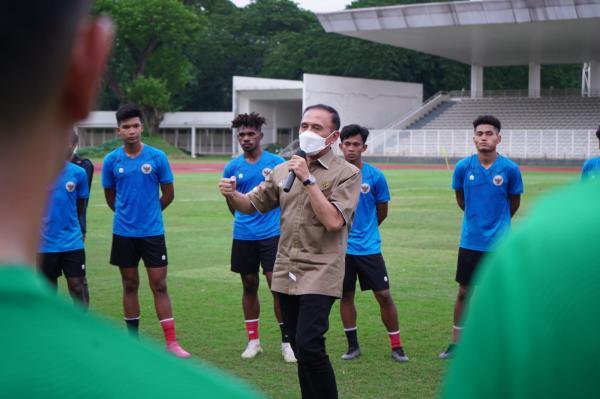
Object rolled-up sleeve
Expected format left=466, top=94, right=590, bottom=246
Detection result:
left=247, top=177, right=280, bottom=214
left=330, top=169, right=361, bottom=229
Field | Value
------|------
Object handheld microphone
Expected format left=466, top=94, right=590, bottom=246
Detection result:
left=283, top=149, right=306, bottom=193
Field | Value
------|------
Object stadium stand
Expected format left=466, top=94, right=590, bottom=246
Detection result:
left=408, top=95, right=600, bottom=130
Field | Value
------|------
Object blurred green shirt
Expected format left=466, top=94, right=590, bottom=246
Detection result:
left=0, top=266, right=263, bottom=399
left=441, top=180, right=600, bottom=399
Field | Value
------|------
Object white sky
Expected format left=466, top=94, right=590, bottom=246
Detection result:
left=230, top=0, right=352, bottom=13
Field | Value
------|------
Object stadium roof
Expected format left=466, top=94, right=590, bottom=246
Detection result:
left=316, top=0, right=600, bottom=66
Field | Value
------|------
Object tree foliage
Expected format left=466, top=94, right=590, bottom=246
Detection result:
left=94, top=0, right=204, bottom=133
left=96, top=0, right=582, bottom=118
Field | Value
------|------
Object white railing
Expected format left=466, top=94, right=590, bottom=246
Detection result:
left=366, top=129, right=597, bottom=160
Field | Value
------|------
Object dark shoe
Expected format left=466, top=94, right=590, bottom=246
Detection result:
left=341, top=347, right=361, bottom=360
left=438, top=343, right=456, bottom=359
left=391, top=347, right=409, bottom=362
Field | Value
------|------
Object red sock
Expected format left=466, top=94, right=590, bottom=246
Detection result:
left=245, top=319, right=259, bottom=341
left=388, top=331, right=402, bottom=349
left=160, top=318, right=177, bottom=344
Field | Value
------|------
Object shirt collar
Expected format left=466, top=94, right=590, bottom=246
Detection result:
left=311, top=148, right=335, bottom=170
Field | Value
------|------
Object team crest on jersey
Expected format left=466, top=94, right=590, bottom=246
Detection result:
left=238, top=173, right=244, bottom=180
left=493, top=175, right=504, bottom=186
left=141, top=164, right=152, bottom=174
left=469, top=174, right=475, bottom=181
left=118, top=167, right=125, bottom=174
left=262, top=168, right=272, bottom=179
left=360, top=183, right=371, bottom=194
left=65, top=181, right=76, bottom=192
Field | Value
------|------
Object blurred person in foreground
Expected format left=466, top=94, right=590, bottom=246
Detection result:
left=0, top=2, right=261, bottom=397
left=441, top=178, right=600, bottom=398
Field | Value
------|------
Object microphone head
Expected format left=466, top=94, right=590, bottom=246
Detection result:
left=295, top=149, right=306, bottom=158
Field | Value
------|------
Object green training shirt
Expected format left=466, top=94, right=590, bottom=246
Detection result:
left=0, top=266, right=263, bottom=399
left=441, top=180, right=600, bottom=399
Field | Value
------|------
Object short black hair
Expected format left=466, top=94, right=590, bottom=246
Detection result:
left=303, top=104, right=341, bottom=130
left=231, top=112, right=266, bottom=130
left=116, top=104, right=143, bottom=125
left=340, top=124, right=369, bottom=144
left=0, top=2, right=90, bottom=128
left=596, top=125, right=600, bottom=140
left=473, top=115, right=501, bottom=132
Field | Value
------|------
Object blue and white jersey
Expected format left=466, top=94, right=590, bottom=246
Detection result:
left=347, top=162, right=390, bottom=255
left=452, top=154, right=523, bottom=251
left=223, top=151, right=284, bottom=240
left=102, top=144, right=173, bottom=237
left=40, top=163, right=89, bottom=253
left=581, top=157, right=600, bottom=180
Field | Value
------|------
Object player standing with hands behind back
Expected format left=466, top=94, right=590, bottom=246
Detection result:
left=223, top=112, right=295, bottom=362
left=338, top=124, right=409, bottom=362
left=439, top=115, right=523, bottom=359
left=102, top=104, right=190, bottom=358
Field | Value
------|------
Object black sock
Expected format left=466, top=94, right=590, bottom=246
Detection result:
left=344, top=328, right=359, bottom=350
left=279, top=323, right=289, bottom=343
left=125, top=317, right=140, bottom=336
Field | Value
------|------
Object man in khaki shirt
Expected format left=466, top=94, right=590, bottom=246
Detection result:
left=219, top=104, right=361, bottom=399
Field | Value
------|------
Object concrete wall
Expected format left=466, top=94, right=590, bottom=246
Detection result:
left=302, top=74, right=423, bottom=129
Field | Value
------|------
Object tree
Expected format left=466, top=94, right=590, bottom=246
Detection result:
left=94, top=0, right=205, bottom=134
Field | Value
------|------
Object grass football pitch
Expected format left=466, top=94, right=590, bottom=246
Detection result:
left=79, top=166, right=576, bottom=398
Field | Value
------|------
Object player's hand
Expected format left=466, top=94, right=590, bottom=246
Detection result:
left=289, top=155, right=310, bottom=182
left=218, top=176, right=237, bottom=197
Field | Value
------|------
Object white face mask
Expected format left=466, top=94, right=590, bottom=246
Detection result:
left=299, top=130, right=335, bottom=155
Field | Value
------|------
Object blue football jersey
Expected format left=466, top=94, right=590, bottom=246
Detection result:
left=40, top=163, right=89, bottom=253
left=102, top=144, right=174, bottom=237
left=452, top=154, right=523, bottom=251
left=223, top=151, right=284, bottom=240
left=581, top=157, right=600, bottom=180
left=347, top=162, right=390, bottom=255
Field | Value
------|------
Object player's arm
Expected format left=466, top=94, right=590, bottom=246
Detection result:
left=455, top=190, right=465, bottom=211
left=160, top=183, right=175, bottom=210
left=77, top=198, right=87, bottom=240
left=219, top=177, right=255, bottom=214
left=104, top=188, right=116, bottom=211
left=225, top=198, right=236, bottom=216
left=509, top=194, right=520, bottom=217
left=376, top=202, right=388, bottom=225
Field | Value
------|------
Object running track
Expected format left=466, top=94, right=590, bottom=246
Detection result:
left=94, top=162, right=580, bottom=174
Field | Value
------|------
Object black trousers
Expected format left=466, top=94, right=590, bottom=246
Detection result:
left=278, top=293, right=337, bottom=399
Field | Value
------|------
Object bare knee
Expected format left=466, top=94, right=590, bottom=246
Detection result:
left=242, top=274, right=259, bottom=295
left=374, top=290, right=393, bottom=306
left=457, top=286, right=468, bottom=302
left=150, top=278, right=168, bottom=295
left=122, top=275, right=139, bottom=294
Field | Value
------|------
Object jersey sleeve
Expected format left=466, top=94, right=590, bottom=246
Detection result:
left=373, top=170, right=391, bottom=203
left=452, top=160, right=467, bottom=191
left=223, top=160, right=235, bottom=179
left=581, top=160, right=591, bottom=179
left=101, top=154, right=115, bottom=189
left=507, top=164, right=524, bottom=195
left=157, top=152, right=174, bottom=184
left=77, top=169, right=90, bottom=199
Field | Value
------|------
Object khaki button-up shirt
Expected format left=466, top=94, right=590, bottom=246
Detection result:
left=247, top=149, right=361, bottom=298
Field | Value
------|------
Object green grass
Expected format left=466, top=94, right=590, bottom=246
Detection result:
left=76, top=168, right=577, bottom=399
